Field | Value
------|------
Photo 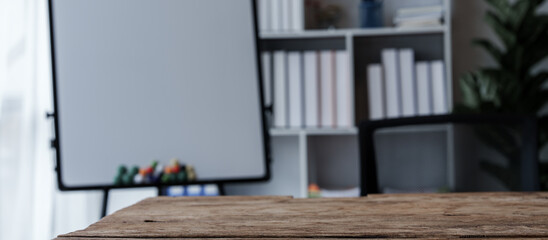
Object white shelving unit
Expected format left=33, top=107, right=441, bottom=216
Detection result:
left=225, top=0, right=453, bottom=197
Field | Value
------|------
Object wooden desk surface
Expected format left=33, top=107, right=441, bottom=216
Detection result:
left=56, top=192, right=548, bottom=239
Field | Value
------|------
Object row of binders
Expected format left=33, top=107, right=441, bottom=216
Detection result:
left=262, top=50, right=353, bottom=129
left=257, top=0, right=304, bottom=32
left=367, top=49, right=448, bottom=120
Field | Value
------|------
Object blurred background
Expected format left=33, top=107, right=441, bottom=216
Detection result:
left=1, top=0, right=547, bottom=239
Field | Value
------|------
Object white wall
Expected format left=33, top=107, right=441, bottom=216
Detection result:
left=450, top=0, right=495, bottom=102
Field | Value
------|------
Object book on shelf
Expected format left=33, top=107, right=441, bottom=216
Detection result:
left=382, top=49, right=401, bottom=119
left=335, top=51, right=352, bottom=128
left=267, top=49, right=353, bottom=129
left=394, top=4, right=444, bottom=28
left=258, top=0, right=270, bottom=32
left=369, top=49, right=447, bottom=120
left=396, top=18, right=443, bottom=28
left=269, top=0, right=282, bottom=31
left=304, top=51, right=320, bottom=128
left=258, top=0, right=304, bottom=32
left=273, top=51, right=288, bottom=128
left=281, top=0, right=291, bottom=31
left=290, top=0, right=304, bottom=32
left=288, top=51, right=304, bottom=128
left=431, top=60, right=448, bottom=114
left=396, top=5, right=444, bottom=17
left=399, top=49, right=417, bottom=117
left=416, top=61, right=432, bottom=116
left=367, top=64, right=384, bottom=120
left=320, top=50, right=335, bottom=128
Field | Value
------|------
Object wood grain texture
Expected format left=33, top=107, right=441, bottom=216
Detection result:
left=56, top=193, right=548, bottom=239
left=60, top=238, right=521, bottom=240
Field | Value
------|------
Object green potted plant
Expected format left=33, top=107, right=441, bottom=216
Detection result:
left=455, top=0, right=548, bottom=190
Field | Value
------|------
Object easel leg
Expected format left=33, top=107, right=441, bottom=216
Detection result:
left=101, top=188, right=109, bottom=218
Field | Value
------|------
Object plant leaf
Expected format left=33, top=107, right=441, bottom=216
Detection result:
left=485, top=0, right=512, bottom=20
left=539, top=116, right=548, bottom=148
left=534, top=0, right=547, bottom=7
left=485, top=11, right=516, bottom=48
left=452, top=104, right=478, bottom=114
left=535, top=89, right=548, bottom=112
left=459, top=73, right=482, bottom=109
left=475, top=70, right=502, bottom=106
left=525, top=71, right=548, bottom=95
left=523, top=38, right=548, bottom=71
left=473, top=39, right=504, bottom=67
left=509, top=0, right=534, bottom=29
left=479, top=160, right=518, bottom=190
left=518, top=14, right=548, bottom=45
left=473, top=125, right=520, bottom=163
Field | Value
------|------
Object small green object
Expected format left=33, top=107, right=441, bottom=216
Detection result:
left=113, top=175, right=123, bottom=186
left=118, top=165, right=128, bottom=175
left=122, top=174, right=132, bottom=185
left=308, top=192, right=321, bottom=198
left=161, top=174, right=170, bottom=183
left=177, top=171, right=186, bottom=183
left=437, top=186, right=451, bottom=193
left=130, top=166, right=139, bottom=175
left=151, top=160, right=158, bottom=169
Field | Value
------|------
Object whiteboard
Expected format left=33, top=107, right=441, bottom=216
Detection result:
left=49, top=0, right=269, bottom=189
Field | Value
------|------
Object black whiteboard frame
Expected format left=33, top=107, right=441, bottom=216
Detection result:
left=48, top=0, right=271, bottom=191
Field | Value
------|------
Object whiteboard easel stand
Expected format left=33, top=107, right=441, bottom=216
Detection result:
left=47, top=111, right=226, bottom=218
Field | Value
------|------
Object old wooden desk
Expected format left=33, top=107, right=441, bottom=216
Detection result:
left=55, top=192, right=548, bottom=239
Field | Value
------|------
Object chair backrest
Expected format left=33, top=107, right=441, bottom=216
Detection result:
left=358, top=114, right=539, bottom=196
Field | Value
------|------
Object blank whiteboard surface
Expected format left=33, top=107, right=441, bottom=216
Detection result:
left=51, top=0, right=268, bottom=188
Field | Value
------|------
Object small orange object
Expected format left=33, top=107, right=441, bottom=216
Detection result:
left=308, top=184, right=320, bottom=192
left=164, top=167, right=172, bottom=174
left=139, top=169, right=147, bottom=176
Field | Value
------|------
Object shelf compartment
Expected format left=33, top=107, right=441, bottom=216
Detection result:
left=307, top=135, right=360, bottom=190
left=374, top=129, right=450, bottom=193
left=353, top=33, right=445, bottom=122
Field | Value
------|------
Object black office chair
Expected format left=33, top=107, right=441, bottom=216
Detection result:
left=358, top=114, right=540, bottom=196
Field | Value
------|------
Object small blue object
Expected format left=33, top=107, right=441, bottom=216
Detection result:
left=166, top=186, right=185, bottom=196
left=360, top=0, right=383, bottom=28
left=186, top=185, right=202, bottom=196
left=203, top=184, right=220, bottom=196
left=165, top=184, right=220, bottom=197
